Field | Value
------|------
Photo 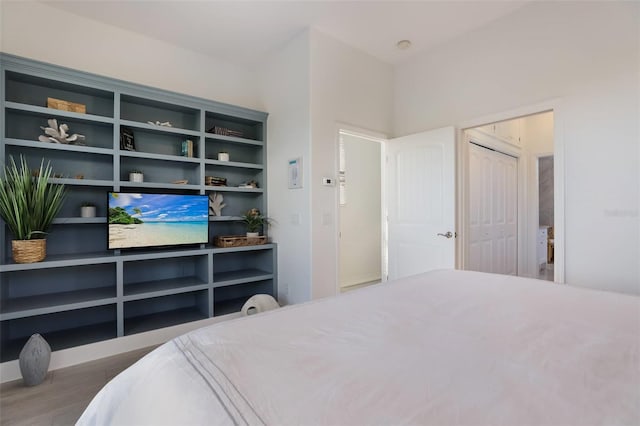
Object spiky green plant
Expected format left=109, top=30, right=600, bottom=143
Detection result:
left=0, top=156, right=66, bottom=240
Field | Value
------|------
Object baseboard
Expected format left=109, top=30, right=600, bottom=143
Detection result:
left=0, top=312, right=241, bottom=384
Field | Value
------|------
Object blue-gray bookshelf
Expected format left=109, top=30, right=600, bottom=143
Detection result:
left=0, top=54, right=277, bottom=362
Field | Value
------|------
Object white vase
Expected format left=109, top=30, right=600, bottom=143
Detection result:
left=129, top=172, right=144, bottom=183
left=246, top=232, right=259, bottom=238
left=80, top=206, right=96, bottom=218
left=218, top=152, right=229, bottom=162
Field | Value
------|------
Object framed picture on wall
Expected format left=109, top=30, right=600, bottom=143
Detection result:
left=120, top=127, right=135, bottom=151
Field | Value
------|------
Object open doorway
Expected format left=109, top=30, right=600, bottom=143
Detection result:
left=337, top=130, right=386, bottom=292
left=537, top=155, right=554, bottom=281
left=462, top=111, right=555, bottom=280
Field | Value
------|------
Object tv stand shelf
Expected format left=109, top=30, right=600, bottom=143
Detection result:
left=0, top=54, right=276, bottom=362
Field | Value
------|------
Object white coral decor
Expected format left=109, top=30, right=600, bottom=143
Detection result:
left=39, top=119, right=86, bottom=145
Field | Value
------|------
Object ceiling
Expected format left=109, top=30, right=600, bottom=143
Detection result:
left=44, top=1, right=529, bottom=68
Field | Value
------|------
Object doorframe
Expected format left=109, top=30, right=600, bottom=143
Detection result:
left=456, top=99, right=565, bottom=283
left=334, top=123, right=388, bottom=293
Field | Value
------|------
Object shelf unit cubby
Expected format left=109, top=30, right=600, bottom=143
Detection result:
left=0, top=54, right=276, bottom=362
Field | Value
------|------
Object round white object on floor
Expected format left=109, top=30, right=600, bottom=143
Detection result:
left=241, top=294, right=280, bottom=316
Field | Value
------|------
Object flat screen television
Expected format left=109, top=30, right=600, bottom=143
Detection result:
left=108, top=192, right=209, bottom=250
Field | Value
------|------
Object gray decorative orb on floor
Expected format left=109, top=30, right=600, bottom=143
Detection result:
left=19, top=333, right=51, bottom=386
left=241, top=294, right=280, bottom=316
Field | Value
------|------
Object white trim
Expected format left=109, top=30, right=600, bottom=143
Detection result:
left=456, top=98, right=565, bottom=284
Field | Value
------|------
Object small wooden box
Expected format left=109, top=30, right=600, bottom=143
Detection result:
left=214, top=235, right=267, bottom=248
left=47, top=97, right=86, bottom=114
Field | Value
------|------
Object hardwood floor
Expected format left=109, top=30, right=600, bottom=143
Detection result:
left=0, top=346, right=157, bottom=426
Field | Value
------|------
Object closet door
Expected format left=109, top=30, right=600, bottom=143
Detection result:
left=468, top=143, right=518, bottom=275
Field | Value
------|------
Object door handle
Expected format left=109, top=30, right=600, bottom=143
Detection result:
left=437, top=231, right=454, bottom=239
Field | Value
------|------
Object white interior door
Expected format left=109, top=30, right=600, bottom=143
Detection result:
left=468, top=143, right=518, bottom=275
left=386, top=126, right=456, bottom=280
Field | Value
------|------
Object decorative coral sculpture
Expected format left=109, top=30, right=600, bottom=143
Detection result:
left=39, top=119, right=86, bottom=145
left=209, top=193, right=226, bottom=216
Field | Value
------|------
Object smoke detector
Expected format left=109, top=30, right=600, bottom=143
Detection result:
left=396, top=40, right=412, bottom=50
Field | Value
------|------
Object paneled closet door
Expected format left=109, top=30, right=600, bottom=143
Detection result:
left=468, top=143, right=518, bottom=275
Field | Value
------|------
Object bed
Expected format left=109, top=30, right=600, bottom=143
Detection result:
left=77, top=270, right=640, bottom=425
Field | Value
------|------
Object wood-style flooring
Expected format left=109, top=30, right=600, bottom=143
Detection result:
left=0, top=346, right=157, bottom=426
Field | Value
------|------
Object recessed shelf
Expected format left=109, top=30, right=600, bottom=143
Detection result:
left=0, top=320, right=117, bottom=363
left=4, top=102, right=115, bottom=124
left=0, top=252, right=117, bottom=272
left=124, top=307, right=208, bottom=336
left=124, top=278, right=209, bottom=300
left=0, top=288, right=116, bottom=321
left=118, top=181, right=202, bottom=191
left=204, top=133, right=263, bottom=146
left=3, top=138, right=114, bottom=156
left=120, top=150, right=201, bottom=164
left=212, top=243, right=275, bottom=254
left=213, top=297, right=247, bottom=317
left=120, top=119, right=200, bottom=138
left=213, top=269, right=273, bottom=288
left=209, top=216, right=242, bottom=222
left=49, top=177, right=114, bottom=187
left=52, top=217, right=107, bottom=225
left=204, top=186, right=264, bottom=193
left=203, top=159, right=263, bottom=169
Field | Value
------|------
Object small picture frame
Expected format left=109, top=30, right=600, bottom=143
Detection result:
left=120, top=127, right=135, bottom=151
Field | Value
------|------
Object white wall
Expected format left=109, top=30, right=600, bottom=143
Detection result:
left=309, top=29, right=393, bottom=299
left=395, top=2, right=639, bottom=294
left=0, top=1, right=261, bottom=110
left=339, top=134, right=382, bottom=288
left=259, top=30, right=312, bottom=304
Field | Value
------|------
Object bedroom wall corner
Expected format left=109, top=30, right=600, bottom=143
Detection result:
left=259, top=30, right=313, bottom=305
left=0, top=1, right=261, bottom=110
left=309, top=28, right=393, bottom=299
left=393, top=1, right=640, bottom=294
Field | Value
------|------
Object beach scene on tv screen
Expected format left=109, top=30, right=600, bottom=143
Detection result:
left=108, top=193, right=208, bottom=249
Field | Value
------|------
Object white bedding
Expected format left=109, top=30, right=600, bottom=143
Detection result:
left=77, top=270, right=640, bottom=425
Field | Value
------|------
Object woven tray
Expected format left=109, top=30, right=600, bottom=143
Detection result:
left=214, top=235, right=267, bottom=248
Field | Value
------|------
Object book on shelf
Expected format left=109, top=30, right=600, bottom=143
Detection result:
left=181, top=139, right=194, bottom=157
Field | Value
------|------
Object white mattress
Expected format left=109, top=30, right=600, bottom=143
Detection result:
left=77, top=270, right=640, bottom=425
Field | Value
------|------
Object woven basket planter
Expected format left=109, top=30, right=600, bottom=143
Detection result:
left=214, top=235, right=267, bottom=248
left=12, top=239, right=46, bottom=263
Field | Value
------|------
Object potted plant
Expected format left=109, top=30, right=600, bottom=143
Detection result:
left=80, top=202, right=96, bottom=218
left=0, top=156, right=66, bottom=263
left=241, top=208, right=268, bottom=238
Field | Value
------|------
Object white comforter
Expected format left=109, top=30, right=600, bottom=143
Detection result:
left=78, top=270, right=640, bottom=425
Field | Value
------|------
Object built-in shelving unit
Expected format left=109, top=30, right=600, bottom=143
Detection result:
left=0, top=54, right=276, bottom=362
